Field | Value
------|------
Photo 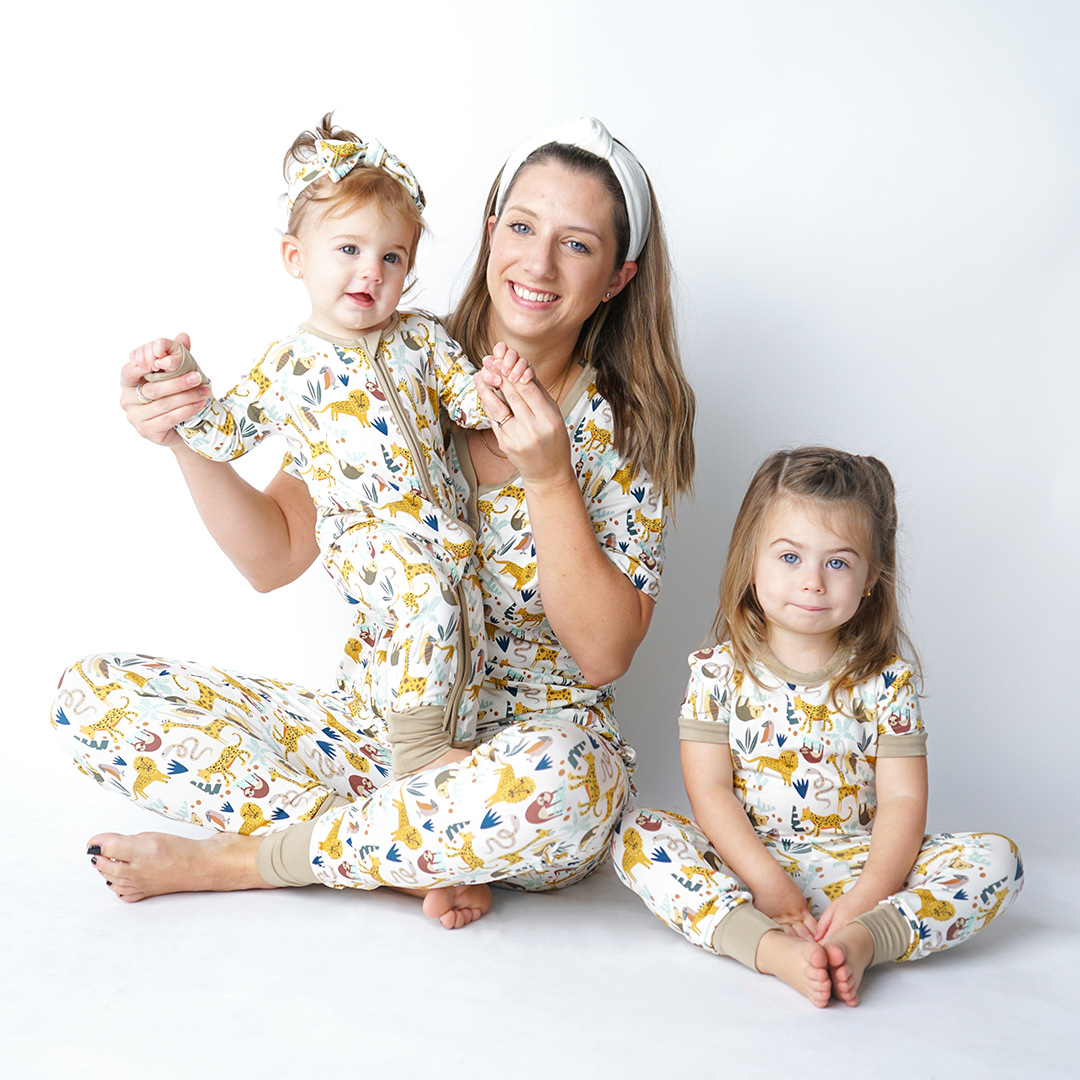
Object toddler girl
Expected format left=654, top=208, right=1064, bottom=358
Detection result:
left=131, top=114, right=525, bottom=777
left=612, top=447, right=1023, bottom=1006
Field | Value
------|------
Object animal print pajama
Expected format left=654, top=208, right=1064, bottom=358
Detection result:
left=177, top=313, right=488, bottom=744
left=611, top=646, right=1023, bottom=962
left=53, top=365, right=665, bottom=893
left=52, top=653, right=627, bottom=890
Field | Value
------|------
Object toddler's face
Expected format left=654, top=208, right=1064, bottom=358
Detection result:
left=288, top=201, right=415, bottom=339
left=753, top=499, right=874, bottom=655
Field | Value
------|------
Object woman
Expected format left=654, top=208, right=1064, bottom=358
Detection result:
left=54, top=117, right=696, bottom=927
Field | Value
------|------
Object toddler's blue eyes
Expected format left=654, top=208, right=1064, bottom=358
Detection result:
left=826, top=558, right=847, bottom=570
left=781, top=553, right=799, bottom=564
left=341, top=245, right=358, bottom=255
left=383, top=253, right=400, bottom=264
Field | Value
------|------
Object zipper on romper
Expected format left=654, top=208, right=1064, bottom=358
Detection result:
left=367, top=327, right=477, bottom=742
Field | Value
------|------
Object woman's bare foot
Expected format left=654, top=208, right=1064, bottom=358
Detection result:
left=823, top=922, right=875, bottom=1006
left=755, top=929, right=832, bottom=1007
left=421, top=883, right=493, bottom=929
left=86, top=831, right=273, bottom=902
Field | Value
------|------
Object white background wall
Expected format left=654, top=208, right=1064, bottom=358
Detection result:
left=1, top=0, right=1075, bottom=853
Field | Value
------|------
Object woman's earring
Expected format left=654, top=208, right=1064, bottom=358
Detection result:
left=864, top=588, right=872, bottom=597
left=605, top=292, right=610, bottom=300
left=294, top=269, right=302, bottom=278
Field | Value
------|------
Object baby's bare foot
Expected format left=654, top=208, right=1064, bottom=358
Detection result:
left=824, top=923, right=875, bottom=1006
left=755, top=930, right=832, bottom=1007
left=86, top=831, right=273, bottom=903
left=421, top=883, right=493, bottom=929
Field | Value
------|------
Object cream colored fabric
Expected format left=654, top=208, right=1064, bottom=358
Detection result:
left=144, top=342, right=207, bottom=384
left=255, top=794, right=351, bottom=887
left=710, top=902, right=782, bottom=971
left=854, top=902, right=913, bottom=966
left=386, top=705, right=453, bottom=774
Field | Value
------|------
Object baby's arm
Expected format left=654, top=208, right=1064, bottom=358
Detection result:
left=815, top=755, right=928, bottom=941
left=682, top=741, right=818, bottom=940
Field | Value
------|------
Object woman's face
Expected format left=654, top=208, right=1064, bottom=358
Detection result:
left=485, top=160, right=637, bottom=359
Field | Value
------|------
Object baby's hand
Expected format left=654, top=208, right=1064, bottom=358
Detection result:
left=753, top=877, right=819, bottom=941
left=130, top=337, right=189, bottom=380
left=483, top=341, right=533, bottom=385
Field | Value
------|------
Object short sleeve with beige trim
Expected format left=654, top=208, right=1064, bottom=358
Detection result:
left=676, top=645, right=735, bottom=743
left=876, top=732, right=928, bottom=757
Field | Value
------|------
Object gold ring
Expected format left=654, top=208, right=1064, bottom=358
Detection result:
left=496, top=414, right=512, bottom=427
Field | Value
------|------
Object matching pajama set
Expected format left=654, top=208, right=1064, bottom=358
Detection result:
left=176, top=312, right=488, bottom=758
left=612, top=645, right=1023, bottom=968
left=53, top=366, right=665, bottom=893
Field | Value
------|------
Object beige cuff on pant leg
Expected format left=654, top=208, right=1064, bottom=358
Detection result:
left=387, top=706, right=453, bottom=775
left=144, top=342, right=208, bottom=384
left=711, top=902, right=783, bottom=971
left=853, top=903, right=912, bottom=966
left=255, top=794, right=352, bottom=887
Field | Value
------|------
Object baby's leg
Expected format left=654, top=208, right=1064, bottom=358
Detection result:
left=344, top=530, right=484, bottom=774
left=879, top=831, right=1024, bottom=962
left=611, top=811, right=832, bottom=1005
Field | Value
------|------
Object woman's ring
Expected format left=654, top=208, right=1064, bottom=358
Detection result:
left=135, top=384, right=150, bottom=404
left=496, top=414, right=512, bottom=427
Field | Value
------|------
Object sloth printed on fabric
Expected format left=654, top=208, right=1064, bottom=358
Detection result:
left=680, top=645, right=924, bottom=839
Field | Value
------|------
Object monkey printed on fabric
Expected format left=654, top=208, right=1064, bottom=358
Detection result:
left=177, top=313, right=489, bottom=747
left=612, top=644, right=1023, bottom=963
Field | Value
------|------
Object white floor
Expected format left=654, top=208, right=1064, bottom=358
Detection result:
left=2, top=722, right=1075, bottom=1080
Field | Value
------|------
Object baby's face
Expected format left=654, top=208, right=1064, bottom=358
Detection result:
left=290, top=201, right=415, bottom=339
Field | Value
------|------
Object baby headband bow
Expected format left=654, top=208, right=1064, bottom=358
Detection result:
left=496, top=117, right=652, bottom=262
left=286, top=137, right=426, bottom=216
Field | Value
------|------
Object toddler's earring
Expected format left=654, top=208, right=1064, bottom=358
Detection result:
left=294, top=269, right=302, bottom=278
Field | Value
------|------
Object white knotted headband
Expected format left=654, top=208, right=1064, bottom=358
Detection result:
left=286, top=137, right=426, bottom=217
left=496, top=117, right=652, bottom=262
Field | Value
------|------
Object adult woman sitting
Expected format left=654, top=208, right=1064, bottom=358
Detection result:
left=53, top=117, right=696, bottom=926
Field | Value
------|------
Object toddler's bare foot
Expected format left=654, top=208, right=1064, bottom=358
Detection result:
left=755, top=930, right=832, bottom=1007
left=421, top=883, right=493, bottom=929
left=824, top=922, right=875, bottom=1006
left=86, top=831, right=273, bottom=903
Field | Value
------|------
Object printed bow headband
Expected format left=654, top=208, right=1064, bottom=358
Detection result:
left=286, top=138, right=426, bottom=215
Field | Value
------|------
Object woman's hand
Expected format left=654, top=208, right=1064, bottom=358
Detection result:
left=475, top=345, right=573, bottom=490
left=122, top=333, right=211, bottom=448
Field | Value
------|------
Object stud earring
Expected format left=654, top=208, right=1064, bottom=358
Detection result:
left=605, top=292, right=610, bottom=300
left=294, top=269, right=302, bottom=278
left=864, top=588, right=872, bottom=597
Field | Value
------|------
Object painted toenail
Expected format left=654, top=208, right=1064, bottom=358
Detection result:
left=91, top=857, right=98, bottom=865
left=87, top=845, right=101, bottom=855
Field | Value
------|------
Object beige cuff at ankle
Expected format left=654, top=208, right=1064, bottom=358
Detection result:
left=255, top=794, right=351, bottom=887
left=144, top=342, right=208, bottom=384
left=387, top=706, right=453, bottom=775
left=853, top=903, right=912, bottom=966
left=711, top=903, right=782, bottom=971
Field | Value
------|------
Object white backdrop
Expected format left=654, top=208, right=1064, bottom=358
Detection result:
left=1, top=0, right=1075, bottom=854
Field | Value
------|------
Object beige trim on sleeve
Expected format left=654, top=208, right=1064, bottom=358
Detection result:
left=876, top=732, right=928, bottom=757
left=678, top=717, right=729, bottom=744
